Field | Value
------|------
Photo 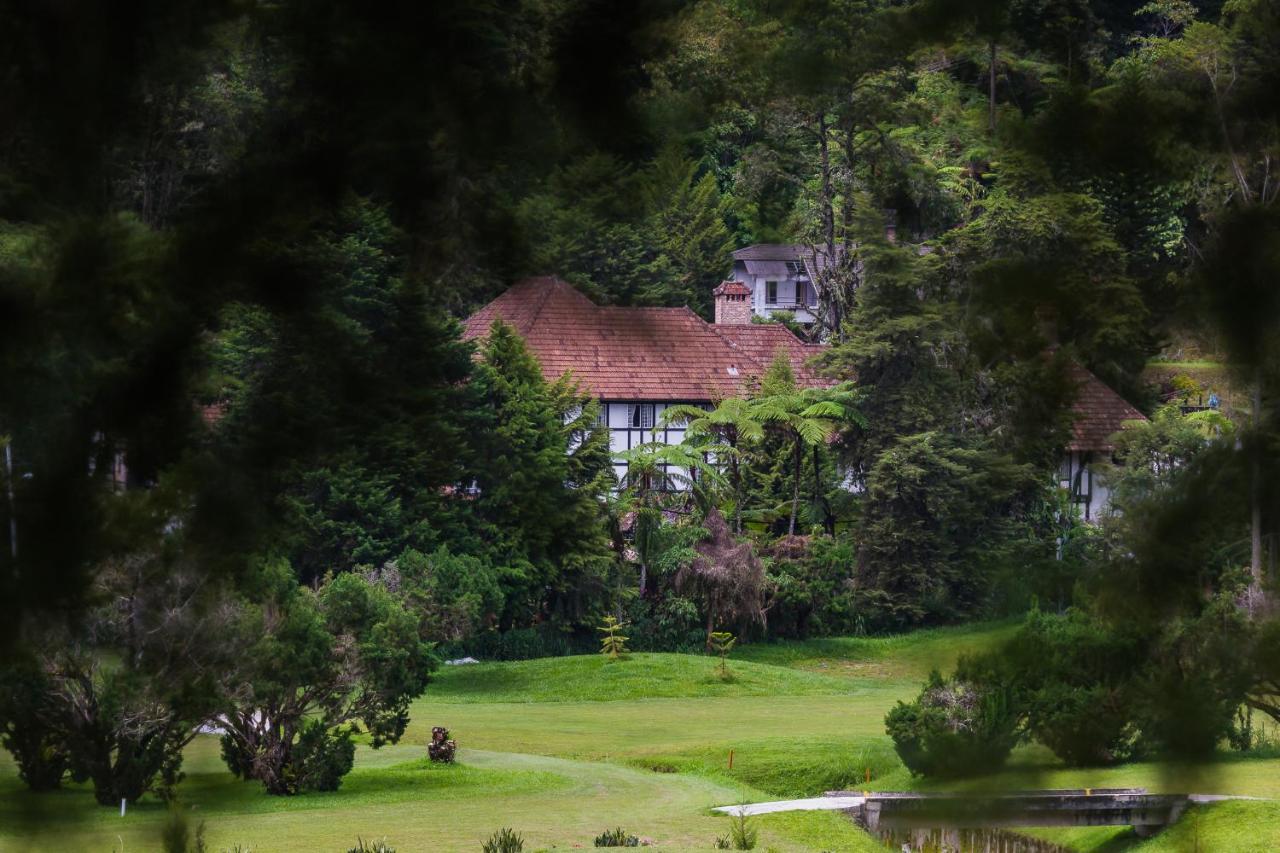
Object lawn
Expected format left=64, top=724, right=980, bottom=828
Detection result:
left=2, top=620, right=1277, bottom=851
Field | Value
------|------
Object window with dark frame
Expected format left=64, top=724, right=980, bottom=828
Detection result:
left=630, top=403, right=654, bottom=429
left=766, top=281, right=778, bottom=304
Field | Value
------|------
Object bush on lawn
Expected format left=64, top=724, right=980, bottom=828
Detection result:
left=885, top=668, right=1021, bottom=778
left=1001, top=609, right=1143, bottom=766
left=348, top=839, right=395, bottom=853
left=594, top=826, right=640, bottom=847
left=217, top=562, right=434, bottom=795
left=160, top=807, right=206, bottom=853
left=481, top=827, right=524, bottom=853
left=292, top=720, right=356, bottom=792
left=0, top=662, right=70, bottom=791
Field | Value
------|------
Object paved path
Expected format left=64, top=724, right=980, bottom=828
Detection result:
left=713, top=796, right=865, bottom=816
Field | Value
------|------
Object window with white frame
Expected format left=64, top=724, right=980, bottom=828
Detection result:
left=630, top=404, right=654, bottom=429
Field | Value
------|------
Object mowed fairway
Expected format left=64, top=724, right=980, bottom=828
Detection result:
left=3, top=621, right=1278, bottom=851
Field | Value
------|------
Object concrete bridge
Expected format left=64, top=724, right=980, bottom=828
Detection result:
left=714, top=788, right=1261, bottom=838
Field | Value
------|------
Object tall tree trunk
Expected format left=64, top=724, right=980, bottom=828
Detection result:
left=4, top=441, right=15, bottom=559
left=816, top=111, right=839, bottom=334
left=813, top=444, right=821, bottom=509
left=789, top=439, right=802, bottom=536
left=730, top=431, right=743, bottom=534
left=1250, top=375, right=1265, bottom=612
left=988, top=40, right=998, bottom=134
left=818, top=113, right=835, bottom=259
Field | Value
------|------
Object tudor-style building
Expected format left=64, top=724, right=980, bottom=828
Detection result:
left=1058, top=361, right=1148, bottom=522
left=463, top=276, right=829, bottom=486
left=465, top=275, right=1147, bottom=521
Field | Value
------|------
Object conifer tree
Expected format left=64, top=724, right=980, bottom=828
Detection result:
left=470, top=321, right=614, bottom=626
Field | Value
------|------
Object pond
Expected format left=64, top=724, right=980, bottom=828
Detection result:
left=874, top=826, right=1071, bottom=853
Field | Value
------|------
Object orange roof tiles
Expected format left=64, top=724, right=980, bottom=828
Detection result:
left=1065, top=361, right=1147, bottom=452
left=464, top=277, right=831, bottom=401
left=711, top=323, right=833, bottom=389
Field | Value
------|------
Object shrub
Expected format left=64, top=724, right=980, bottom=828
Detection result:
left=719, top=810, right=757, bottom=850
left=884, top=670, right=1021, bottom=778
left=1001, top=609, right=1142, bottom=766
left=481, top=827, right=524, bottom=853
left=348, top=839, right=395, bottom=853
left=1026, top=682, right=1138, bottom=766
left=0, top=663, right=70, bottom=791
left=594, top=826, right=640, bottom=847
left=293, top=721, right=356, bottom=792
left=441, top=625, right=595, bottom=661
left=765, top=535, right=860, bottom=639
left=626, top=595, right=704, bottom=652
left=160, top=807, right=207, bottom=853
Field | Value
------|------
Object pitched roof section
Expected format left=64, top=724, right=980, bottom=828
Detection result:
left=464, top=277, right=831, bottom=401
left=732, top=243, right=845, bottom=282
left=713, top=280, right=752, bottom=297
left=1066, top=362, right=1148, bottom=452
left=731, top=244, right=809, bottom=261
left=712, top=324, right=833, bottom=389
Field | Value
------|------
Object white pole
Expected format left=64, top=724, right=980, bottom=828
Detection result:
left=120, top=798, right=126, bottom=817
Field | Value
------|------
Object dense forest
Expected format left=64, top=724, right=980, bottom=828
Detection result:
left=2, top=0, right=1279, bottom=802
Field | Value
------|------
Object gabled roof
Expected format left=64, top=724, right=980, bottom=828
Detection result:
left=732, top=244, right=810, bottom=261
left=1066, top=362, right=1147, bottom=452
left=463, top=277, right=829, bottom=401
left=731, top=243, right=844, bottom=282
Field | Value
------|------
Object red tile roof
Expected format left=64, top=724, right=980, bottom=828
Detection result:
left=1066, top=361, right=1147, bottom=452
left=712, top=323, right=833, bottom=389
left=463, top=277, right=830, bottom=401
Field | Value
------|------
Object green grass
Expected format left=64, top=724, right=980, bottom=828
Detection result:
left=734, top=620, right=1020, bottom=681
left=4, top=619, right=1278, bottom=851
left=1145, top=360, right=1227, bottom=369
left=428, top=651, right=859, bottom=702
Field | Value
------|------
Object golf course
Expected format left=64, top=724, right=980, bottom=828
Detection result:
left=4, top=621, right=1278, bottom=852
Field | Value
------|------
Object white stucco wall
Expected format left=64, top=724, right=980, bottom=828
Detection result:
left=731, top=261, right=819, bottom=324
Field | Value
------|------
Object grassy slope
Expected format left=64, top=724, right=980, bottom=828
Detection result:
left=0, top=739, right=878, bottom=853
left=427, top=651, right=859, bottom=702
left=3, top=620, right=1276, bottom=851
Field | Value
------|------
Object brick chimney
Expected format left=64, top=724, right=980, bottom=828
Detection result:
left=713, top=280, right=753, bottom=324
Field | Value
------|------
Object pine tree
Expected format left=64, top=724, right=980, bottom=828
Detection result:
left=471, top=321, right=614, bottom=626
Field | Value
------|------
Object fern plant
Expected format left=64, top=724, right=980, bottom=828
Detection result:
left=481, top=827, right=524, bottom=853
left=709, top=631, right=736, bottom=681
left=599, top=616, right=630, bottom=661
